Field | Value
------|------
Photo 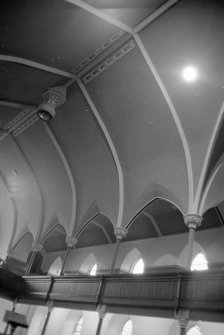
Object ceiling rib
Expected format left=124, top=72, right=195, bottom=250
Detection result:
left=133, top=33, right=194, bottom=213
left=142, top=211, right=162, bottom=237
left=194, top=99, right=224, bottom=213
left=0, top=55, right=74, bottom=78
left=77, top=78, right=124, bottom=228
left=66, top=0, right=133, bottom=33
left=133, top=0, right=180, bottom=33
left=42, top=123, right=77, bottom=237
left=92, top=220, right=113, bottom=244
left=0, top=169, right=18, bottom=254
left=7, top=133, right=44, bottom=246
left=0, top=101, right=35, bottom=110
left=215, top=207, right=224, bottom=228
left=199, top=162, right=221, bottom=216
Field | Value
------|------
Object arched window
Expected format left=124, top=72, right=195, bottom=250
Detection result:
left=48, top=256, right=62, bottom=276
left=89, top=263, right=97, bottom=276
left=131, top=258, right=144, bottom=274
left=73, top=316, right=83, bottom=335
left=191, top=253, right=208, bottom=271
left=187, top=326, right=202, bottom=335
left=121, top=320, right=132, bottom=335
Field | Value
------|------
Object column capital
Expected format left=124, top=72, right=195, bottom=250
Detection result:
left=184, top=214, right=202, bottom=229
left=114, top=227, right=128, bottom=240
left=33, top=243, right=43, bottom=253
left=66, top=235, right=78, bottom=248
left=96, top=304, right=106, bottom=319
left=175, top=309, right=189, bottom=329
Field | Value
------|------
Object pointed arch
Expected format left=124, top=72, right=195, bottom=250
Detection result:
left=40, top=219, right=67, bottom=253
left=191, top=253, right=208, bottom=271
left=126, top=198, right=185, bottom=241
left=48, top=256, right=63, bottom=276
left=199, top=152, right=224, bottom=215
left=42, top=123, right=77, bottom=237
left=75, top=213, right=115, bottom=248
left=79, top=252, right=97, bottom=275
left=195, top=99, right=224, bottom=213
left=187, top=326, right=202, bottom=335
left=11, top=230, right=34, bottom=263
left=120, top=248, right=143, bottom=274
left=121, top=320, right=133, bottom=335
left=179, top=241, right=208, bottom=269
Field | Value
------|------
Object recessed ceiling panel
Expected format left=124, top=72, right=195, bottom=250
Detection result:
left=0, top=0, right=119, bottom=70
left=0, top=61, right=64, bottom=105
left=86, top=45, right=189, bottom=223
left=140, top=0, right=224, bottom=190
left=86, top=0, right=167, bottom=27
left=126, top=213, right=158, bottom=241
left=50, top=83, right=119, bottom=232
left=0, top=105, right=23, bottom=128
left=199, top=207, right=222, bottom=231
left=77, top=223, right=109, bottom=248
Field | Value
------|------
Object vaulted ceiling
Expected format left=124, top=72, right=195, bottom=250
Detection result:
left=0, top=0, right=224, bottom=257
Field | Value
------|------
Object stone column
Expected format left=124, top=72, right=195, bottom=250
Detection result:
left=176, top=310, right=189, bottom=335
left=60, top=236, right=78, bottom=275
left=110, top=227, right=128, bottom=274
left=25, top=243, right=42, bottom=276
left=95, top=304, right=106, bottom=335
left=184, top=214, right=202, bottom=270
left=40, top=301, right=53, bottom=335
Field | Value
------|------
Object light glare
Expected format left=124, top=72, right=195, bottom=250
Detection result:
left=182, top=66, right=198, bottom=82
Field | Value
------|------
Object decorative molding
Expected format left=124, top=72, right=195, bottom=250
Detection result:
left=4, top=109, right=33, bottom=131
left=66, top=235, right=78, bottom=248
left=114, top=227, right=128, bottom=240
left=83, top=40, right=135, bottom=83
left=184, top=214, right=202, bottom=230
left=12, top=114, right=39, bottom=137
left=72, top=30, right=125, bottom=74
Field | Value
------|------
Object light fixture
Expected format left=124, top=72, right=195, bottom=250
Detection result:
left=37, top=86, right=67, bottom=121
left=182, top=66, right=198, bottom=82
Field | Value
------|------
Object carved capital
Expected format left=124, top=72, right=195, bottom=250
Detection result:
left=114, top=227, right=128, bottom=240
left=43, top=86, right=66, bottom=109
left=66, top=236, right=78, bottom=249
left=175, top=310, right=189, bottom=329
left=33, top=243, right=42, bottom=253
left=96, top=304, right=106, bottom=319
left=184, top=214, right=202, bottom=230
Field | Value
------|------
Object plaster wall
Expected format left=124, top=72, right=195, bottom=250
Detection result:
left=42, top=227, right=224, bottom=274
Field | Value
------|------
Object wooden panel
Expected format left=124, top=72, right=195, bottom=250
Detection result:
left=1, top=268, right=224, bottom=322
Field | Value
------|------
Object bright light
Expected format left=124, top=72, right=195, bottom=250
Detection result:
left=182, top=66, right=198, bottom=82
left=191, top=253, right=208, bottom=271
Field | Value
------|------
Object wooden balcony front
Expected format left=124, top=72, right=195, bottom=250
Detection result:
left=1, top=268, right=224, bottom=323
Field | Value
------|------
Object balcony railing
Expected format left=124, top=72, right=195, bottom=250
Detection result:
left=0, top=268, right=224, bottom=322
